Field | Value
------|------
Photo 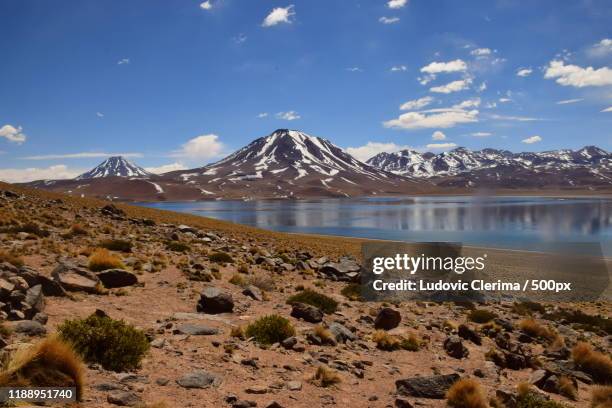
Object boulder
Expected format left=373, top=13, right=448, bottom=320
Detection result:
left=374, top=308, right=401, bottom=330
left=320, top=259, right=361, bottom=282
left=197, top=287, right=234, bottom=314
left=176, top=370, right=221, bottom=389
left=328, top=322, right=356, bottom=343
left=18, top=267, right=66, bottom=296
left=242, top=285, right=263, bottom=301
left=52, top=262, right=100, bottom=293
left=395, top=373, right=461, bottom=399
left=174, top=324, right=219, bottom=336
left=8, top=320, right=47, bottom=336
left=97, top=269, right=138, bottom=288
left=444, top=336, right=469, bottom=359
left=24, top=284, right=45, bottom=313
left=290, top=302, right=323, bottom=323
left=458, top=324, right=481, bottom=345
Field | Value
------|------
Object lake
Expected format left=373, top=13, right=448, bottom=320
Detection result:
left=138, top=196, right=612, bottom=256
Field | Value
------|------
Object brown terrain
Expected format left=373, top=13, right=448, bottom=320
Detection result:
left=0, top=181, right=610, bottom=408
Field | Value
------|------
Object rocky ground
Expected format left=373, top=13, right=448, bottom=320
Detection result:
left=0, top=184, right=610, bottom=408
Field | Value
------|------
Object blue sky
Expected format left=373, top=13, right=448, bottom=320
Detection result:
left=1, top=0, right=611, bottom=181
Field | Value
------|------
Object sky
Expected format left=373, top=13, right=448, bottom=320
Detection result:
left=0, top=0, right=611, bottom=182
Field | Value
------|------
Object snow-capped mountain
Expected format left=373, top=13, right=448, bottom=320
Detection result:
left=366, top=146, right=612, bottom=188
left=165, top=129, right=421, bottom=199
left=76, top=156, right=151, bottom=180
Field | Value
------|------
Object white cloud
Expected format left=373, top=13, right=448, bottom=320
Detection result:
left=96, top=112, right=104, bottom=118
left=387, top=0, right=407, bottom=9
left=432, top=131, right=446, bottom=140
left=0, top=125, right=27, bottom=144
left=516, top=68, right=533, bottom=77
left=453, top=97, right=481, bottom=109
left=601, top=106, right=612, bottom=113
left=477, top=81, right=487, bottom=92
left=171, top=134, right=225, bottom=162
left=522, top=135, right=542, bottom=144
left=499, top=97, right=511, bottom=103
left=117, top=58, right=130, bottom=65
left=199, top=1, right=212, bottom=10
left=276, top=111, right=301, bottom=120
left=145, top=162, right=187, bottom=174
left=390, top=65, right=407, bottom=72
left=421, top=59, right=467, bottom=74
left=346, top=67, right=363, bottom=72
left=379, top=16, right=400, bottom=24
left=544, top=60, right=612, bottom=88
left=587, top=38, right=612, bottom=58
left=0, top=165, right=84, bottom=183
left=345, top=142, right=410, bottom=162
left=384, top=108, right=479, bottom=130
left=471, top=132, right=492, bottom=137
left=21, top=152, right=143, bottom=160
left=233, top=33, right=248, bottom=44
left=418, top=74, right=436, bottom=85
left=471, top=48, right=491, bottom=56
left=430, top=79, right=471, bottom=94
left=257, top=112, right=269, bottom=118
left=426, top=143, right=457, bottom=150
left=262, top=5, right=295, bottom=27
left=400, top=96, right=433, bottom=110
left=556, top=98, right=583, bottom=105
left=490, top=114, right=539, bottom=122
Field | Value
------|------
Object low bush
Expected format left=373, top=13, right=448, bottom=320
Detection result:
left=557, top=376, right=577, bottom=400
left=166, top=241, right=190, bottom=252
left=0, top=337, right=84, bottom=401
left=519, top=318, right=556, bottom=341
left=513, top=301, right=546, bottom=315
left=209, top=252, right=234, bottom=264
left=287, top=289, right=338, bottom=314
left=88, top=248, right=124, bottom=272
left=468, top=309, right=497, bottom=324
left=0, top=249, right=24, bottom=267
left=372, top=330, right=421, bottom=351
left=545, top=309, right=612, bottom=335
left=100, top=239, right=133, bottom=253
left=244, top=315, right=295, bottom=345
left=311, top=366, right=341, bottom=388
left=591, top=386, right=612, bottom=408
left=58, top=312, right=149, bottom=372
left=572, top=342, right=612, bottom=384
left=340, top=283, right=363, bottom=301
left=446, top=378, right=488, bottom=408
left=516, top=383, right=568, bottom=408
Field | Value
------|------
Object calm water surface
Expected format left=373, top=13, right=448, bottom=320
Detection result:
left=138, top=196, right=612, bottom=255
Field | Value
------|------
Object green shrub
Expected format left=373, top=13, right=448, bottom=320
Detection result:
left=244, top=315, right=295, bottom=345
left=58, top=312, right=149, bottom=372
left=340, top=283, right=362, bottom=301
left=545, top=309, right=612, bottom=335
left=166, top=241, right=190, bottom=252
left=100, top=239, right=133, bottom=253
left=209, top=252, right=234, bottom=264
left=468, top=309, right=497, bottom=324
left=287, top=289, right=338, bottom=314
left=3, top=222, right=50, bottom=237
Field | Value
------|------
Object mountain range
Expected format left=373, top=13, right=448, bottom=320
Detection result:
left=23, top=129, right=611, bottom=200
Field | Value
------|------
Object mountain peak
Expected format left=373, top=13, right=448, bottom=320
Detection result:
left=76, top=156, right=151, bottom=180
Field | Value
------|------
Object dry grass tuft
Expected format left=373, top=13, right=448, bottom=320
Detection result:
left=0, top=249, right=24, bottom=267
left=557, top=376, right=577, bottom=400
left=446, top=378, right=488, bottom=408
left=372, top=330, right=421, bottom=351
left=88, top=248, right=124, bottom=272
left=519, top=318, right=556, bottom=341
left=313, top=325, right=334, bottom=343
left=0, top=336, right=84, bottom=401
left=591, top=386, right=612, bottom=408
left=572, top=342, right=612, bottom=384
left=311, top=366, right=341, bottom=388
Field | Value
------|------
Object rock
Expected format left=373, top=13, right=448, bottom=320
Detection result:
left=96, top=269, right=138, bottom=288
left=197, top=287, right=234, bottom=314
left=374, top=308, right=401, bottom=330
left=177, top=224, right=198, bottom=234
left=328, top=323, right=356, bottom=343
left=232, top=401, right=257, bottom=408
left=444, top=336, right=469, bottom=359
left=32, top=312, right=48, bottom=325
left=175, top=324, right=219, bottom=335
left=242, top=285, right=263, bottom=301
left=176, top=370, right=221, bottom=389
left=287, top=380, right=302, bottom=391
left=18, top=267, right=66, bottom=296
left=245, top=385, right=268, bottom=394
left=395, top=373, right=461, bottom=399
left=0, top=279, right=15, bottom=301
left=320, top=260, right=361, bottom=282
left=281, top=337, right=298, bottom=349
left=8, top=320, right=46, bottom=336
left=265, top=402, right=284, bottom=408
left=458, top=324, right=481, bottom=345
left=290, top=302, right=323, bottom=323
left=156, top=377, right=170, bottom=386
left=505, top=352, right=527, bottom=370
left=51, top=262, right=101, bottom=293
left=107, top=391, right=141, bottom=406
left=395, top=397, right=415, bottom=408
left=24, top=284, right=45, bottom=313
left=101, top=204, right=125, bottom=217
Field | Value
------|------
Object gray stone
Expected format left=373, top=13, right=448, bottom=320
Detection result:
left=52, top=262, right=100, bottom=293
left=96, top=269, right=138, bottom=288
left=444, top=336, right=469, bottom=359
left=175, top=324, right=219, bottom=336
left=197, top=287, right=234, bottom=314
left=290, top=302, right=323, bottom=323
left=242, top=285, right=263, bottom=301
left=8, top=320, right=46, bottom=336
left=395, top=373, right=461, bottom=399
left=176, top=370, right=221, bottom=389
left=328, top=323, right=356, bottom=343
left=107, top=391, right=141, bottom=406
left=24, top=284, right=44, bottom=313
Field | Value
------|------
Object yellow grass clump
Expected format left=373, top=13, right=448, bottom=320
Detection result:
left=311, top=366, right=341, bottom=388
left=88, top=248, right=124, bottom=272
left=572, top=342, right=612, bottom=384
left=0, top=336, right=84, bottom=401
left=591, top=386, right=612, bottom=408
left=446, top=378, right=488, bottom=408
